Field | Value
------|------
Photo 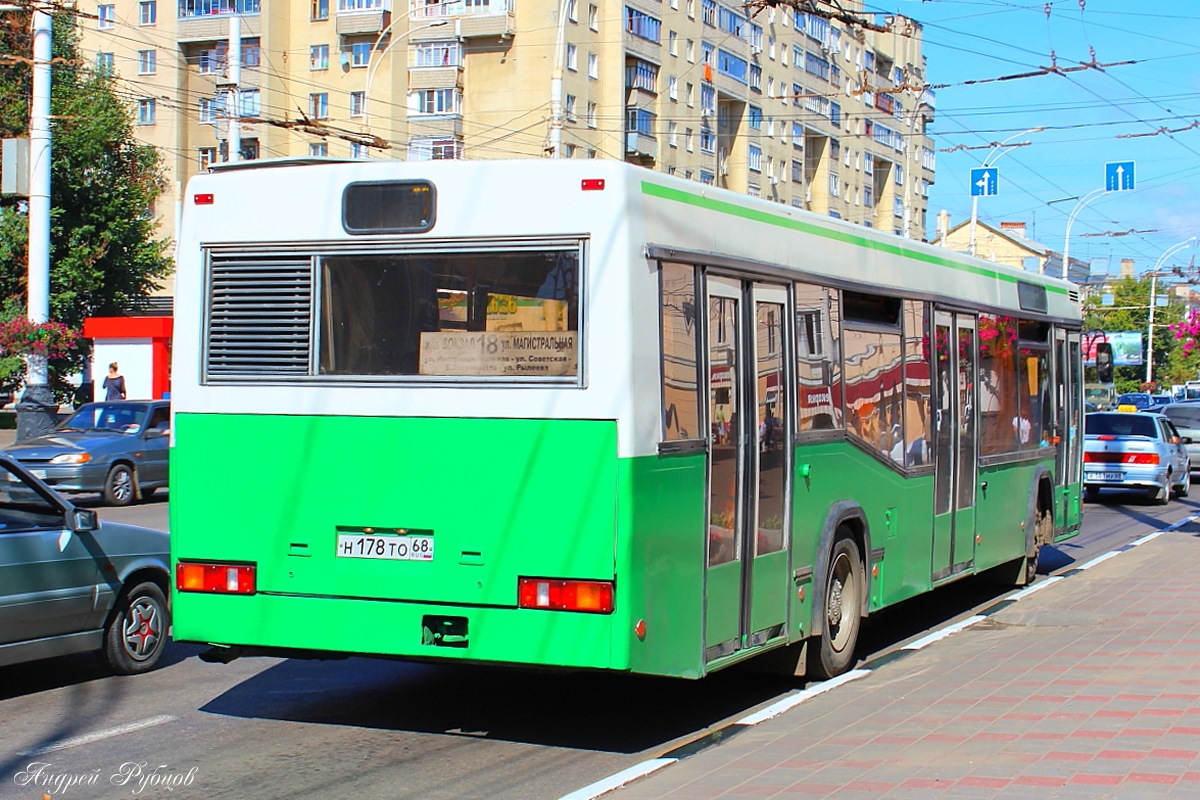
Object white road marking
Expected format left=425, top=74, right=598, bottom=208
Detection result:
left=736, top=669, right=869, bottom=726
left=18, top=714, right=176, bottom=756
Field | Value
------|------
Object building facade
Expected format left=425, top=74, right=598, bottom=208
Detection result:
left=80, top=0, right=936, bottom=286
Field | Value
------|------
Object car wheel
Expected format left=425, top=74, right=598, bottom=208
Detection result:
left=102, top=581, right=169, bottom=675
left=1150, top=482, right=1170, bottom=505
left=1084, top=485, right=1100, bottom=502
left=1178, top=472, right=1191, bottom=499
left=103, top=464, right=135, bottom=506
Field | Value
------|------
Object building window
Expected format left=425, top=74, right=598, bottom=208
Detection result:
left=566, top=94, right=577, bottom=120
left=339, top=0, right=385, bottom=10
left=409, top=138, right=463, bottom=160
left=137, top=50, right=156, bottom=75
left=716, top=49, right=747, bottom=83
left=589, top=3, right=598, bottom=30
left=139, top=1, right=156, bottom=24
left=312, top=0, right=329, bottom=19
left=699, top=126, right=714, bottom=153
left=626, top=106, right=654, bottom=136
left=626, top=7, right=661, bottom=43
left=749, top=64, right=761, bottom=92
left=668, top=76, right=678, bottom=100
left=566, top=43, right=578, bottom=71
left=669, top=30, right=677, bottom=56
left=311, top=44, right=329, bottom=70
left=588, top=52, right=598, bottom=79
left=627, top=59, right=658, bottom=92
left=567, top=0, right=577, bottom=21
left=310, top=142, right=329, bottom=157
left=309, top=92, right=329, bottom=119
left=414, top=41, right=462, bottom=67
left=137, top=99, right=156, bottom=125
left=95, top=52, right=115, bottom=74
left=685, top=127, right=693, bottom=152
left=409, top=88, right=462, bottom=114
left=351, top=41, right=371, bottom=68
left=748, top=105, right=763, bottom=130
left=863, top=152, right=873, bottom=175
left=668, top=120, right=677, bottom=146
left=350, top=90, right=365, bottom=117
left=351, top=142, right=369, bottom=159
left=700, top=170, right=714, bottom=185
left=701, top=0, right=715, bottom=26
left=236, top=89, right=260, bottom=117
left=587, top=101, right=597, bottom=127
left=98, top=4, right=115, bottom=28
left=748, top=144, right=762, bottom=172
left=198, top=96, right=219, bottom=123
left=198, top=147, right=216, bottom=169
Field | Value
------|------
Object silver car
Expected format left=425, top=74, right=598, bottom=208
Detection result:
left=1084, top=411, right=1191, bottom=504
left=0, top=455, right=170, bottom=673
left=1162, top=403, right=1200, bottom=480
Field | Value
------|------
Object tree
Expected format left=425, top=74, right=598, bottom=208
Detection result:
left=0, top=10, right=172, bottom=392
left=1082, top=276, right=1184, bottom=393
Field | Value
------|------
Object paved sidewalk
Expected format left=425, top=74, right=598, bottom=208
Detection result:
left=607, top=526, right=1200, bottom=799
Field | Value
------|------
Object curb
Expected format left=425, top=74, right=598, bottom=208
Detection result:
left=559, top=514, right=1199, bottom=800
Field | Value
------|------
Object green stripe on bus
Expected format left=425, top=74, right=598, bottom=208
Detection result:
left=640, top=181, right=1069, bottom=295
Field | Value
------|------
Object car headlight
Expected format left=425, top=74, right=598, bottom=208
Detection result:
left=49, top=453, right=91, bottom=465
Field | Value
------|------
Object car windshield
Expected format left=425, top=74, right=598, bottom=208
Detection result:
left=1165, top=405, right=1200, bottom=429
left=1085, top=413, right=1158, bottom=438
left=58, top=403, right=147, bottom=433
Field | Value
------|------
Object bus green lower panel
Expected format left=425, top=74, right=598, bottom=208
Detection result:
left=174, top=592, right=618, bottom=669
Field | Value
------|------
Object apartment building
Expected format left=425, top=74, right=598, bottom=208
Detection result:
left=80, top=0, right=936, bottom=278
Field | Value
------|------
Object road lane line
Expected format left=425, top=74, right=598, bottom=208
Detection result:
left=18, top=715, right=176, bottom=756
left=901, top=616, right=987, bottom=650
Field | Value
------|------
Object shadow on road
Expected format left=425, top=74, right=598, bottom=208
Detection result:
left=199, top=657, right=799, bottom=753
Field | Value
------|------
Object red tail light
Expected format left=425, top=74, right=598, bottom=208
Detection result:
left=177, top=561, right=256, bottom=594
left=1084, top=452, right=1159, bottom=465
left=518, top=578, right=614, bottom=613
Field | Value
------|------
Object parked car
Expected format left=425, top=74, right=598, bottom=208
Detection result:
left=0, top=454, right=169, bottom=672
left=4, top=400, right=170, bottom=506
left=1149, top=394, right=1175, bottom=410
left=1084, top=411, right=1191, bottom=504
left=1162, top=403, right=1200, bottom=480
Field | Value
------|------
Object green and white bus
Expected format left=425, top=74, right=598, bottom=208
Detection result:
left=171, top=158, right=1083, bottom=680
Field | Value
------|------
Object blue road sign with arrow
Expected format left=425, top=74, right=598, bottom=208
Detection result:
left=970, top=167, right=998, bottom=197
left=1106, top=161, right=1135, bottom=191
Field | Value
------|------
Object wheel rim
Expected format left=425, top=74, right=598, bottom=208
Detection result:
left=122, top=596, right=163, bottom=662
left=111, top=469, right=133, bottom=503
left=826, top=549, right=859, bottom=653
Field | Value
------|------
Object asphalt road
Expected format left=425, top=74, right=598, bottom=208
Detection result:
left=0, top=490, right=1192, bottom=800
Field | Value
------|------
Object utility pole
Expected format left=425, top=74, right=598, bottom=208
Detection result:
left=15, top=5, right=56, bottom=441
left=224, top=15, right=241, bottom=162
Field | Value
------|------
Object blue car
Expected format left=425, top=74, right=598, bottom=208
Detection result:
left=4, top=400, right=170, bottom=506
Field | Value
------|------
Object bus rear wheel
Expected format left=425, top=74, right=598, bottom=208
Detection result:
left=807, top=530, right=863, bottom=680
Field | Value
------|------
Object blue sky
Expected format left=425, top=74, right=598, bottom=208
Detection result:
left=889, top=0, right=1200, bottom=278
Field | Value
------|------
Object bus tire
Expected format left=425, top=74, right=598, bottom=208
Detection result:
left=807, top=530, right=863, bottom=680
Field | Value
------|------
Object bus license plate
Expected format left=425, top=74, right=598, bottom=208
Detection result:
left=1086, top=472, right=1123, bottom=482
left=336, top=534, right=434, bottom=561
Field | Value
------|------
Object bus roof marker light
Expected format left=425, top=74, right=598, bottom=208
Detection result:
left=194, top=193, right=214, bottom=205
left=581, top=179, right=605, bottom=191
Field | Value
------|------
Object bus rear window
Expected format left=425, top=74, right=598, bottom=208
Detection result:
left=342, top=181, right=435, bottom=233
left=319, top=250, right=579, bottom=378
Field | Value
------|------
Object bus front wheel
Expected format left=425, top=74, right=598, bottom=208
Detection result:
left=807, top=530, right=863, bottom=680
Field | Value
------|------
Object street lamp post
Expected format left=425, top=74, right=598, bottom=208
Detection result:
left=0, top=4, right=57, bottom=440
left=968, top=127, right=1042, bottom=257
left=1059, top=187, right=1106, bottom=280
left=901, top=91, right=932, bottom=240
left=1145, top=237, right=1198, bottom=385
left=361, top=19, right=449, bottom=151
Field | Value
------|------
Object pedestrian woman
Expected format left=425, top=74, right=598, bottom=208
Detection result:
left=103, top=362, right=126, bottom=400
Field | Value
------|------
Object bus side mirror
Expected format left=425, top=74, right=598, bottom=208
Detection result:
left=1095, top=342, right=1114, bottom=383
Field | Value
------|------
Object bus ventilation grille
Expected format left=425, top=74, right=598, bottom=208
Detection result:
left=1068, top=288, right=1080, bottom=303
left=206, top=254, right=313, bottom=379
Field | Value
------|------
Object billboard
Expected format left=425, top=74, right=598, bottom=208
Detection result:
left=1083, top=331, right=1143, bottom=367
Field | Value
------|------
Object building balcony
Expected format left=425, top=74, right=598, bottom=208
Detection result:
left=178, top=13, right=261, bottom=42
left=408, top=0, right=515, bottom=38
left=408, top=67, right=461, bottom=90
left=625, top=131, right=657, bottom=161
left=337, top=9, right=390, bottom=35
left=409, top=114, right=464, bottom=139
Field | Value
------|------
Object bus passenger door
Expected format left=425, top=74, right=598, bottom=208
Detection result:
left=703, top=277, right=790, bottom=663
left=932, top=312, right=978, bottom=582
